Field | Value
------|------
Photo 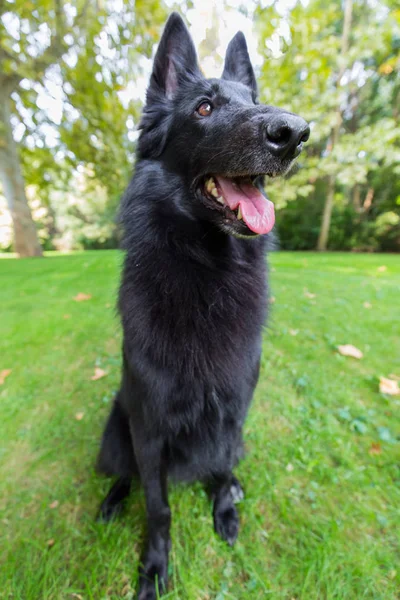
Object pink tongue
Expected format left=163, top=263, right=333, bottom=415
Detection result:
left=215, top=176, right=275, bottom=235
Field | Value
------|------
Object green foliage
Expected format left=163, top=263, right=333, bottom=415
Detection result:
left=0, top=0, right=171, bottom=251
left=256, top=0, right=400, bottom=251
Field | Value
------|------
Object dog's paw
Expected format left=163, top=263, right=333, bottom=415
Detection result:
left=136, top=553, right=168, bottom=600
left=214, top=505, right=239, bottom=546
left=136, top=581, right=159, bottom=600
left=230, top=476, right=244, bottom=504
left=96, top=497, right=125, bottom=523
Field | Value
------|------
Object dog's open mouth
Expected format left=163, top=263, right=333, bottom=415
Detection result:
left=201, top=175, right=275, bottom=235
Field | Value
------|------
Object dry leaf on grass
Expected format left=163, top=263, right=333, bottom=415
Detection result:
left=0, top=369, right=12, bottom=385
left=121, top=583, right=133, bottom=596
left=377, top=265, right=387, bottom=272
left=91, top=367, right=107, bottom=381
left=389, top=373, right=400, bottom=381
left=337, top=344, right=363, bottom=359
left=363, top=302, right=372, bottom=309
left=49, top=500, right=59, bottom=509
left=73, top=293, right=92, bottom=302
left=379, top=377, right=400, bottom=396
left=46, top=539, right=55, bottom=547
left=304, top=289, right=316, bottom=299
left=75, top=412, right=84, bottom=421
left=369, top=443, right=382, bottom=456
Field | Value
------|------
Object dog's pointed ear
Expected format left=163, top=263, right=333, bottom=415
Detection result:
left=221, top=32, right=257, bottom=97
left=148, top=12, right=200, bottom=100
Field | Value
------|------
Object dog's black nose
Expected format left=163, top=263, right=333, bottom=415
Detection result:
left=265, top=114, right=310, bottom=159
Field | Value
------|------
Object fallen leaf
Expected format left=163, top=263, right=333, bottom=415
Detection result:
left=73, top=293, right=92, bottom=301
left=91, top=367, right=107, bottom=381
left=75, top=412, right=84, bottom=421
left=377, top=265, right=387, bottom=272
left=46, top=539, right=55, bottom=547
left=269, top=296, right=276, bottom=304
left=0, top=369, right=12, bottom=385
left=49, top=500, right=59, bottom=509
left=337, top=344, right=363, bottom=359
left=304, top=289, right=316, bottom=299
left=289, top=329, right=299, bottom=336
left=389, top=373, right=400, bottom=381
left=369, top=443, right=382, bottom=456
left=63, top=314, right=71, bottom=319
left=121, top=583, right=133, bottom=596
left=363, top=302, right=372, bottom=309
left=379, top=377, right=400, bottom=396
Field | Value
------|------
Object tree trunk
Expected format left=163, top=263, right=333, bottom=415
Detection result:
left=353, top=183, right=361, bottom=211
left=0, top=89, right=42, bottom=257
left=363, top=187, right=374, bottom=212
left=317, top=0, right=353, bottom=251
left=317, top=175, right=336, bottom=251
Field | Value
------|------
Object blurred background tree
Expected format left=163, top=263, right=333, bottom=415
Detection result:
left=256, top=0, right=400, bottom=251
left=0, top=0, right=399, bottom=256
left=0, top=0, right=168, bottom=255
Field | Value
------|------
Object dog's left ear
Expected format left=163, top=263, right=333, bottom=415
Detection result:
left=222, top=32, right=257, bottom=97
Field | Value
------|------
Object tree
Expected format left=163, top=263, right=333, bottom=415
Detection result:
left=0, top=0, right=86, bottom=256
left=317, top=0, right=353, bottom=251
left=0, top=75, right=42, bottom=256
left=0, top=0, right=170, bottom=255
left=256, top=0, right=400, bottom=251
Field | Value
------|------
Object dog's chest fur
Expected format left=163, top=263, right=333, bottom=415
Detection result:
left=119, top=207, right=269, bottom=437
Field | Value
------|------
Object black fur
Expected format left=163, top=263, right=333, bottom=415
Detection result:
left=97, top=13, right=308, bottom=599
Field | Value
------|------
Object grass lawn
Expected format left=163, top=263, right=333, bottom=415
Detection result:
left=1, top=250, right=399, bottom=600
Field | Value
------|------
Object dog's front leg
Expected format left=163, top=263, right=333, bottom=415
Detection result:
left=130, top=421, right=170, bottom=600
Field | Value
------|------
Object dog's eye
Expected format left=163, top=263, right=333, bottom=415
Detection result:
left=197, top=102, right=213, bottom=117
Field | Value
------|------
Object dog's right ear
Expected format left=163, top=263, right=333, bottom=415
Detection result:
left=139, top=13, right=200, bottom=158
left=148, top=12, right=200, bottom=100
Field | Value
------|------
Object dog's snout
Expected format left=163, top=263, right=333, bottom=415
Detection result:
left=265, top=114, right=310, bottom=159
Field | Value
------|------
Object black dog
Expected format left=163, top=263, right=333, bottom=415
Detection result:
left=97, top=12, right=309, bottom=599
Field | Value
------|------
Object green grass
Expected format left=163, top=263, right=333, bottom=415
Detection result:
left=1, top=250, right=399, bottom=600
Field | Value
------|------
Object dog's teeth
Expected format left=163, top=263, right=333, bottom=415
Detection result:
left=216, top=196, right=224, bottom=205
left=206, top=178, right=216, bottom=193
left=237, top=206, right=243, bottom=220
left=211, top=188, right=219, bottom=198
